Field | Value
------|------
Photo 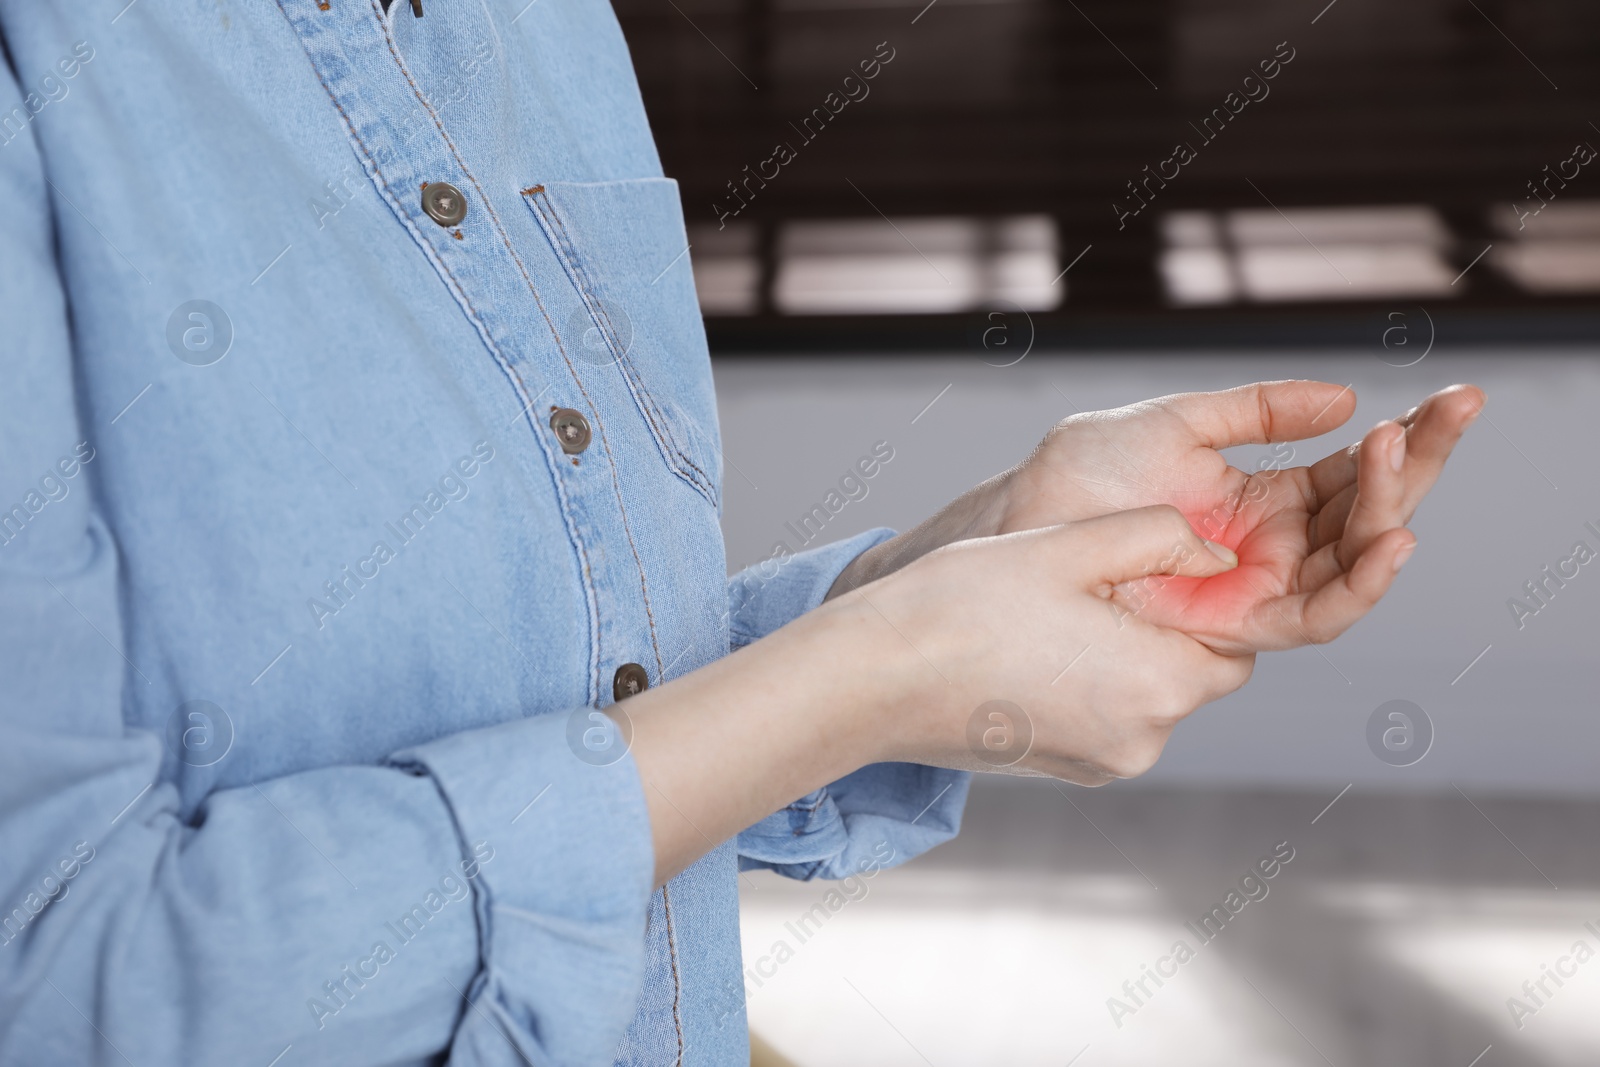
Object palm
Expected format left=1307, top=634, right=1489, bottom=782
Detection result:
left=1123, top=468, right=1333, bottom=654
left=1000, top=382, right=1482, bottom=655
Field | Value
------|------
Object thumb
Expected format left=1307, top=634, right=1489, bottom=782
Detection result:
left=1067, top=505, right=1240, bottom=586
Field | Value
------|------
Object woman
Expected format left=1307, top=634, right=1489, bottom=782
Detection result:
left=0, top=3, right=1478, bottom=1064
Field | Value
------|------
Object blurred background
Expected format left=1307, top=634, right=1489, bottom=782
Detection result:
left=614, top=0, right=1600, bottom=1063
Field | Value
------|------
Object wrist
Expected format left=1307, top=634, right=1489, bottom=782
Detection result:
left=825, top=468, right=1017, bottom=600
left=786, top=584, right=929, bottom=768
left=626, top=588, right=916, bottom=884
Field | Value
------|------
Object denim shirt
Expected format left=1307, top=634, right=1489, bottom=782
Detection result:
left=0, top=3, right=968, bottom=1065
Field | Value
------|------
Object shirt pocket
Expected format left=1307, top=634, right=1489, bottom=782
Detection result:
left=523, top=178, right=722, bottom=509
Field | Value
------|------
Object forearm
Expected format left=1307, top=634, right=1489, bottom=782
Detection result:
left=625, top=595, right=901, bottom=886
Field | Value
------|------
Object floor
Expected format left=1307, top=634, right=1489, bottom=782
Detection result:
left=738, top=778, right=1600, bottom=1067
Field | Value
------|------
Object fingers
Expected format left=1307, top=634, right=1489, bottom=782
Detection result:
left=1041, top=631, right=1253, bottom=782
left=1395, top=384, right=1484, bottom=506
left=1306, top=481, right=1357, bottom=553
left=1155, top=380, right=1357, bottom=450
left=1306, top=382, right=1484, bottom=518
left=1306, top=442, right=1360, bottom=513
left=1280, top=528, right=1417, bottom=647
left=1206, top=648, right=1256, bottom=704
left=1067, top=505, right=1240, bottom=585
left=1312, top=388, right=1484, bottom=563
left=1168, top=634, right=1257, bottom=707
left=1331, top=420, right=1409, bottom=570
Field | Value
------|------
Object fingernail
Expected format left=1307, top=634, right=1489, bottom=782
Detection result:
left=1204, top=540, right=1238, bottom=568
left=1393, top=540, right=1416, bottom=572
left=1389, top=426, right=1406, bottom=472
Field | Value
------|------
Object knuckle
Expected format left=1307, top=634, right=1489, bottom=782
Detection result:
left=1104, top=736, right=1165, bottom=779
left=1147, top=679, right=1202, bottom=725
left=1203, top=654, right=1255, bottom=701
left=1145, top=504, right=1190, bottom=537
left=1310, top=623, right=1340, bottom=646
left=1159, top=700, right=1200, bottom=729
left=1150, top=503, right=1184, bottom=522
left=1257, top=388, right=1276, bottom=441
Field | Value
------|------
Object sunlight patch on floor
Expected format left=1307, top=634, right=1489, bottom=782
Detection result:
left=740, top=871, right=1311, bottom=1067
left=1322, top=882, right=1600, bottom=1066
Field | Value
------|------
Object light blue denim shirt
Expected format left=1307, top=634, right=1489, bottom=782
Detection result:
left=0, top=3, right=969, bottom=1064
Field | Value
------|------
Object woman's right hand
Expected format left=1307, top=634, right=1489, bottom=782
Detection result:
left=633, top=506, right=1269, bottom=884
left=828, top=505, right=1258, bottom=786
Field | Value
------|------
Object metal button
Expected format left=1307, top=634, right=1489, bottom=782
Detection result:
left=613, top=663, right=649, bottom=702
left=549, top=408, right=591, bottom=454
left=422, top=181, right=466, bottom=226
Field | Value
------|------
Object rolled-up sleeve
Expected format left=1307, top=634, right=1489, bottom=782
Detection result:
left=391, top=718, right=655, bottom=1066
left=727, top=529, right=971, bottom=880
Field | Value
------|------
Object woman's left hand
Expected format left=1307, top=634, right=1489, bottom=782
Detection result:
left=830, top=379, right=1483, bottom=654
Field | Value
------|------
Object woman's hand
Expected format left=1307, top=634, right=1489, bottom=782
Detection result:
left=823, top=506, right=1257, bottom=786
left=829, top=380, right=1483, bottom=655
left=1105, top=411, right=1440, bottom=653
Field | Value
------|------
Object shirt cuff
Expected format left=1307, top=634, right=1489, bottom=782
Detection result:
left=389, top=712, right=653, bottom=1066
left=737, top=763, right=971, bottom=880
left=725, top=526, right=897, bottom=649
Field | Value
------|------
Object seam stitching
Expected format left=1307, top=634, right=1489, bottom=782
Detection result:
left=659, top=885, right=688, bottom=1064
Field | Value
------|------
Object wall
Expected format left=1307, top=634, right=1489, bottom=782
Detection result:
left=714, top=349, right=1600, bottom=796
